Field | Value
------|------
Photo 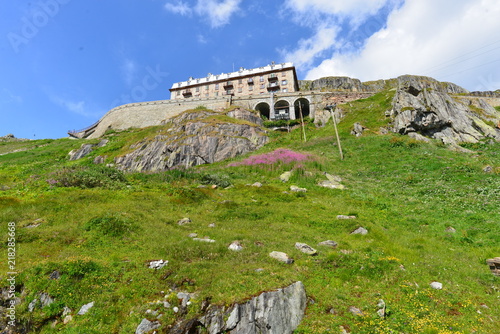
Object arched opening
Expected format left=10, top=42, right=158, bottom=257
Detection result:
left=255, top=102, right=270, bottom=120
left=294, top=98, right=310, bottom=119
left=274, top=100, right=290, bottom=120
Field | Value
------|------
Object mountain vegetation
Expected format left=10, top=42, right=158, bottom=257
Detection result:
left=1, top=89, right=499, bottom=333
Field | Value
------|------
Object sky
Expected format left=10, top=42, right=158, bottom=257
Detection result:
left=1, top=0, right=499, bottom=139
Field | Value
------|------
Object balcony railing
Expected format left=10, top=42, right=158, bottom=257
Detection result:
left=223, top=81, right=234, bottom=88
left=182, top=89, right=192, bottom=96
left=267, top=82, right=280, bottom=90
left=248, top=78, right=254, bottom=84
left=268, top=74, right=279, bottom=81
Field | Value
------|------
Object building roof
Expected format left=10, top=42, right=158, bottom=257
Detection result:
left=170, top=62, right=296, bottom=90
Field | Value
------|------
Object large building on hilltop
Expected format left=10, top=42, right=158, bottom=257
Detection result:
left=169, top=62, right=299, bottom=100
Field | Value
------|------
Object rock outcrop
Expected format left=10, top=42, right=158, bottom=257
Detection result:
left=300, top=77, right=388, bottom=92
left=114, top=109, right=268, bottom=172
left=389, top=75, right=500, bottom=144
left=172, top=281, right=306, bottom=334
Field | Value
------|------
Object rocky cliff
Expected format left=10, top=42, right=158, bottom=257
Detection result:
left=169, top=281, right=307, bottom=334
left=389, top=75, right=500, bottom=144
left=299, top=77, right=389, bottom=92
left=114, top=108, right=268, bottom=172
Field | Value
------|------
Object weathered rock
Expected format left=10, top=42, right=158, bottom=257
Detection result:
left=63, top=315, right=73, bottom=324
left=114, top=110, right=269, bottom=172
left=483, top=165, right=494, bottom=173
left=408, top=131, right=431, bottom=143
left=430, top=282, right=443, bottom=290
left=188, top=233, right=198, bottom=238
left=295, top=242, right=317, bottom=256
left=349, top=306, right=364, bottom=316
left=251, top=182, right=263, bottom=187
left=68, top=139, right=109, bottom=161
left=290, top=185, right=307, bottom=192
left=390, top=75, right=500, bottom=145
left=337, top=215, right=356, bottom=220
left=269, top=251, right=294, bottom=264
left=318, top=240, right=338, bottom=248
left=198, top=281, right=306, bottom=334
left=324, top=173, right=342, bottom=183
left=177, top=218, right=191, bottom=225
left=351, top=122, right=365, bottom=137
left=280, top=171, right=292, bottom=182
left=318, top=180, right=345, bottom=189
left=177, top=292, right=191, bottom=307
left=28, top=293, right=54, bottom=312
left=377, top=299, right=386, bottom=318
left=149, top=259, right=168, bottom=270
left=135, top=318, right=161, bottom=334
left=193, top=237, right=215, bottom=243
left=49, top=270, right=60, bottom=280
left=77, top=302, right=94, bottom=315
left=351, top=227, right=368, bottom=235
left=445, top=226, right=456, bottom=233
left=228, top=241, right=243, bottom=251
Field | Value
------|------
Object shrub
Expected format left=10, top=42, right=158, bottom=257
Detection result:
left=49, top=166, right=127, bottom=189
left=200, top=173, right=232, bottom=188
left=84, top=214, right=136, bottom=237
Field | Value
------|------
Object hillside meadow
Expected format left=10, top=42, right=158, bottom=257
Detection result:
left=1, top=93, right=499, bottom=333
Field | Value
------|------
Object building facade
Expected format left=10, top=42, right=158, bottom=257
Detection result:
left=169, top=62, right=299, bottom=100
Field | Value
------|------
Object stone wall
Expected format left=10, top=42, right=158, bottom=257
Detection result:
left=85, top=97, right=230, bottom=139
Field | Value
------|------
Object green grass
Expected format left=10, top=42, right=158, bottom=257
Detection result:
left=0, top=101, right=499, bottom=333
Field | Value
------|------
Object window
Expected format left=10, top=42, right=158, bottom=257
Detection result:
left=260, top=84, right=265, bottom=89
left=282, top=72, right=286, bottom=77
left=249, top=86, right=253, bottom=91
left=205, top=85, right=209, bottom=90
left=196, top=87, right=200, bottom=92
left=283, top=88, right=288, bottom=93
left=238, top=79, right=243, bottom=84
left=215, top=91, right=219, bottom=96
left=215, top=84, right=219, bottom=90
left=238, top=87, right=242, bottom=93
left=282, top=80, right=287, bottom=85
left=260, top=76, right=264, bottom=82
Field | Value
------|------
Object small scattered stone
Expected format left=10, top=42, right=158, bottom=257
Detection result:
left=173, top=306, right=179, bottom=313
left=49, top=270, right=61, bottom=280
left=324, top=172, right=342, bottom=183
left=177, top=292, right=191, bottom=307
left=290, top=185, right=307, bottom=192
left=269, top=251, right=294, bottom=264
left=135, top=318, right=161, bottom=334
left=318, top=180, right=345, bottom=189
left=340, top=249, right=353, bottom=254
left=430, top=281, right=443, bottom=290
left=349, top=306, right=364, bottom=316
left=62, top=306, right=72, bottom=317
left=188, top=233, right=198, bottom=238
left=177, top=218, right=191, bottom=225
left=211, top=184, right=218, bottom=189
left=77, top=302, right=94, bottom=315
left=228, top=241, right=243, bottom=251
left=255, top=268, right=265, bottom=273
left=39, top=293, right=54, bottom=308
left=149, top=259, right=168, bottom=270
left=63, top=315, right=73, bottom=324
left=295, top=242, right=318, bottom=255
left=318, top=240, right=338, bottom=248
left=208, top=223, right=216, bottom=228
left=351, top=227, right=368, bottom=235
left=280, top=171, right=292, bottom=182
left=445, top=226, right=456, bottom=233
left=337, top=215, right=356, bottom=220
left=193, top=237, right=215, bottom=243
left=339, top=325, right=350, bottom=334
left=252, top=182, right=263, bottom=187
left=377, top=299, right=386, bottom=318
left=483, top=165, right=493, bottom=173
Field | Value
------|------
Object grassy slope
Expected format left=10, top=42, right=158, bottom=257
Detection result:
left=0, top=93, right=499, bottom=333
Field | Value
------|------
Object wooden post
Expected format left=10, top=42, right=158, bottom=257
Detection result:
left=299, top=102, right=307, bottom=142
left=329, top=105, right=344, bottom=160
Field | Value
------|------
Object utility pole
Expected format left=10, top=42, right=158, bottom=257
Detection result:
left=327, top=104, right=344, bottom=160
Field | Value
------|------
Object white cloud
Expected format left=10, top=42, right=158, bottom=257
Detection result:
left=304, top=0, right=500, bottom=91
left=285, top=0, right=395, bottom=26
left=165, top=0, right=241, bottom=28
left=164, top=1, right=192, bottom=16
left=283, top=25, right=339, bottom=69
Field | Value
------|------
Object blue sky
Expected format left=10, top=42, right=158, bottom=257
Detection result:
left=1, top=0, right=499, bottom=139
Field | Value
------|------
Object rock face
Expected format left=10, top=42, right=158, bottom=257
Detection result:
left=299, top=77, right=387, bottom=92
left=195, top=281, right=307, bottom=334
left=390, top=75, right=500, bottom=144
left=114, top=109, right=268, bottom=172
